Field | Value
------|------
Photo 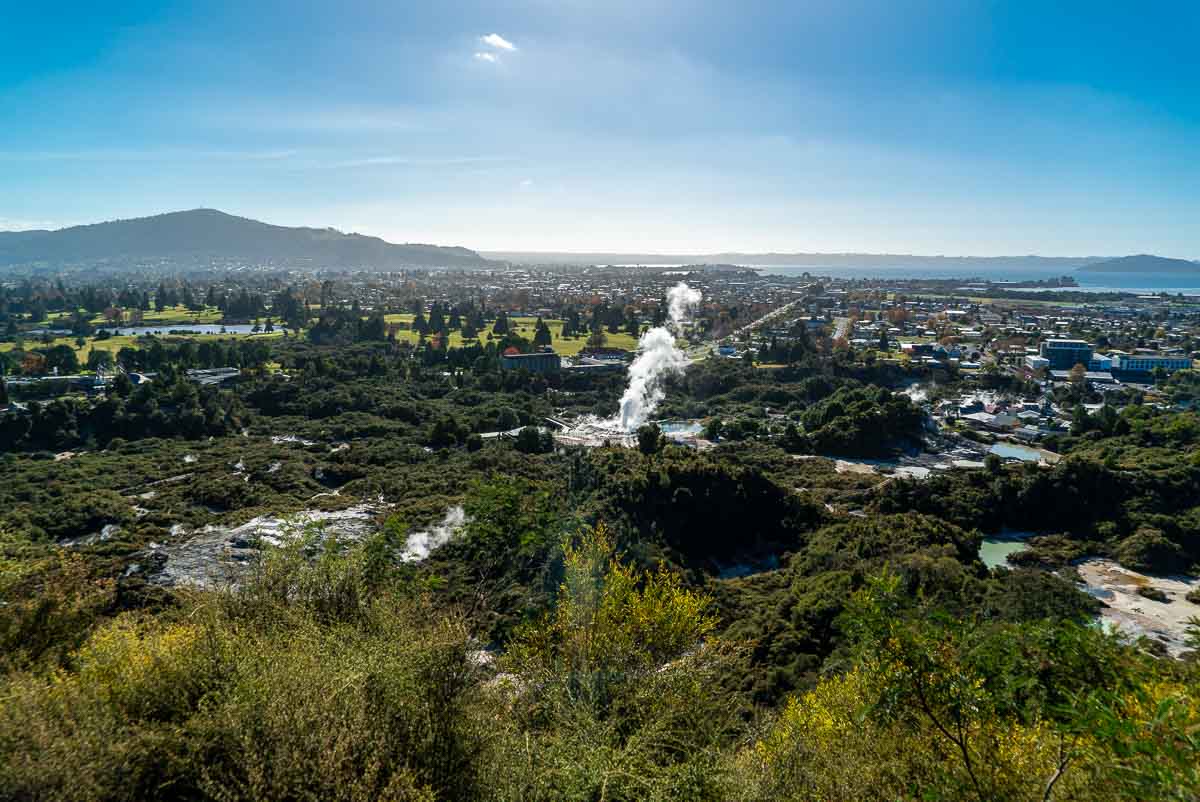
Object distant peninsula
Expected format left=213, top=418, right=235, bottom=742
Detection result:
left=483, top=250, right=1101, bottom=270
left=1079, top=254, right=1200, bottom=274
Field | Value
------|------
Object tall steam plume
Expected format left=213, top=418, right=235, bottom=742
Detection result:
left=612, top=282, right=702, bottom=431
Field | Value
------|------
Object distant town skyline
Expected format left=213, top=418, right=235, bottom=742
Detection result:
left=2, top=1, right=1198, bottom=257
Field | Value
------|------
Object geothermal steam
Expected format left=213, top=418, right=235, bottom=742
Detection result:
left=399, top=506, right=467, bottom=562
left=613, top=282, right=702, bottom=431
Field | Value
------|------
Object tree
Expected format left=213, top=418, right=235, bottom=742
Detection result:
left=532, top=317, right=552, bottom=347
left=496, top=407, right=521, bottom=431
left=513, top=425, right=552, bottom=454
left=1068, top=362, right=1088, bottom=386
left=359, top=313, right=387, bottom=342
left=429, top=303, right=447, bottom=334
left=1070, top=404, right=1092, bottom=436
left=112, top=371, right=133, bottom=397
left=86, top=350, right=113, bottom=372
left=0, top=378, right=8, bottom=408
left=586, top=327, right=608, bottom=349
left=637, top=423, right=664, bottom=455
left=492, top=311, right=510, bottom=336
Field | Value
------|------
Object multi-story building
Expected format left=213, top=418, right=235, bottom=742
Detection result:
left=1112, top=353, right=1193, bottom=375
left=499, top=348, right=562, bottom=374
left=1039, top=339, right=1092, bottom=370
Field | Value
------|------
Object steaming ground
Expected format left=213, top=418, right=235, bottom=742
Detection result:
left=609, top=281, right=702, bottom=432
left=400, top=506, right=467, bottom=562
left=142, top=504, right=468, bottom=588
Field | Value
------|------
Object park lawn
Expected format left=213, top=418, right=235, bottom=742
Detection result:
left=1, top=331, right=284, bottom=363
left=0, top=335, right=140, bottom=362
left=134, top=306, right=224, bottom=325
left=381, top=314, right=639, bottom=356
left=45, top=306, right=224, bottom=326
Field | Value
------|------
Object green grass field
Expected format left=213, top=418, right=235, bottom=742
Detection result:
left=45, top=306, right=225, bottom=326
left=1, top=331, right=284, bottom=364
left=10, top=309, right=638, bottom=365
left=381, top=314, right=640, bottom=356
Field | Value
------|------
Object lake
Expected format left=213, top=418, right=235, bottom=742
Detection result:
left=754, top=266, right=1200, bottom=294
left=97, top=323, right=269, bottom=336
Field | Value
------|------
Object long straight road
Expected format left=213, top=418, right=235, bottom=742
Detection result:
left=725, top=298, right=804, bottom=341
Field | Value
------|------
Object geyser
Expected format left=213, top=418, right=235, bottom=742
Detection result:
left=612, top=282, right=702, bottom=431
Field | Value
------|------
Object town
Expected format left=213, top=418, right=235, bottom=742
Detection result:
left=5, top=264, right=1197, bottom=461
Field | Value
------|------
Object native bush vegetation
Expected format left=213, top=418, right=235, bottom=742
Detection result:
left=2, top=332, right=1200, bottom=799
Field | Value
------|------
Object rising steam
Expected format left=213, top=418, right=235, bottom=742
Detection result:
left=399, top=506, right=467, bottom=562
left=612, top=282, right=702, bottom=431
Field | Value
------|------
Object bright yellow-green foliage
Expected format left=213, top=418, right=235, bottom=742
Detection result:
left=740, top=660, right=1200, bottom=802
left=0, top=530, right=486, bottom=802
left=3, top=522, right=1198, bottom=802
left=487, top=524, right=742, bottom=802
left=544, top=524, right=718, bottom=672
left=0, top=530, right=117, bottom=672
left=742, top=666, right=1091, bottom=801
left=736, top=572, right=1200, bottom=802
left=66, top=618, right=213, bottom=723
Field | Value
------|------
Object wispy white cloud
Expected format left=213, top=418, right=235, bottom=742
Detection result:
left=519, top=178, right=535, bottom=188
left=480, top=33, right=517, bottom=52
left=0, top=148, right=299, bottom=163
left=473, top=52, right=498, bottom=63
left=317, top=155, right=518, bottom=170
left=0, top=217, right=61, bottom=231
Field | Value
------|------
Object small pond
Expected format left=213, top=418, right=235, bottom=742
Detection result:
left=979, top=531, right=1035, bottom=569
left=990, top=442, right=1058, bottom=463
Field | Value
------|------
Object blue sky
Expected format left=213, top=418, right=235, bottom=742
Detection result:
left=1, top=1, right=1197, bottom=255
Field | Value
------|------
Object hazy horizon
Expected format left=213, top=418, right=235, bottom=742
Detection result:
left=3, top=2, right=1198, bottom=257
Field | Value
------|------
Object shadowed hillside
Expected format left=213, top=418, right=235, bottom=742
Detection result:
left=0, top=209, right=496, bottom=270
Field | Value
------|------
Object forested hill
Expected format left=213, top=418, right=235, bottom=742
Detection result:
left=0, top=209, right=496, bottom=270
left=1078, top=254, right=1200, bottom=273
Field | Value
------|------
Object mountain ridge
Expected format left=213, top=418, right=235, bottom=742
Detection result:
left=0, top=209, right=496, bottom=270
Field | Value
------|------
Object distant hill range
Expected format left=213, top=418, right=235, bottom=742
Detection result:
left=483, top=250, right=1102, bottom=270
left=0, top=209, right=495, bottom=270
left=1077, top=254, right=1200, bottom=274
